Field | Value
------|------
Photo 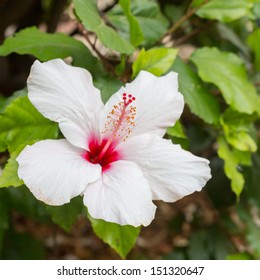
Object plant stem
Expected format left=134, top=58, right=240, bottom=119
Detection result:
left=167, top=8, right=197, bottom=37
left=78, top=23, right=116, bottom=75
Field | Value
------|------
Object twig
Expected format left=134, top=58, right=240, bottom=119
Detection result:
left=160, top=0, right=209, bottom=44
left=161, top=8, right=197, bottom=43
left=77, top=23, right=116, bottom=76
left=173, top=22, right=213, bottom=46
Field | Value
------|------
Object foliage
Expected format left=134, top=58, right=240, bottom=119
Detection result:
left=0, top=27, right=97, bottom=70
left=0, top=0, right=260, bottom=260
left=87, top=211, right=140, bottom=259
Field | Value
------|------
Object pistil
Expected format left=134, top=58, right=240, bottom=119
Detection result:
left=97, top=93, right=136, bottom=161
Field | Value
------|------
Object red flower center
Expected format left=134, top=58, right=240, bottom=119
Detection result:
left=84, top=137, right=120, bottom=172
left=83, top=92, right=136, bottom=172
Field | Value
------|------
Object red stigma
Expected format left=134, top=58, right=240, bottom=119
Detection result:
left=122, top=92, right=136, bottom=106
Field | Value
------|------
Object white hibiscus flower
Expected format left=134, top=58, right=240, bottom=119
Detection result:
left=17, top=59, right=211, bottom=227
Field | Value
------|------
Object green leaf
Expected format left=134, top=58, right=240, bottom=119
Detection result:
left=94, top=75, right=123, bottom=104
left=171, top=56, right=221, bottom=125
left=0, top=27, right=96, bottom=69
left=233, top=150, right=252, bottom=166
left=7, top=186, right=49, bottom=223
left=217, top=137, right=245, bottom=196
left=0, top=191, right=9, bottom=253
left=0, top=89, right=27, bottom=114
left=191, top=47, right=260, bottom=115
left=1, top=230, right=45, bottom=260
left=247, top=29, right=260, bottom=71
left=191, top=0, right=205, bottom=8
left=88, top=214, right=140, bottom=258
left=119, top=0, right=144, bottom=46
left=47, top=197, right=83, bottom=232
left=226, top=253, right=251, bottom=260
left=96, top=25, right=135, bottom=54
left=0, top=94, right=11, bottom=112
left=73, top=0, right=134, bottom=54
left=196, top=0, right=252, bottom=22
left=0, top=145, right=24, bottom=188
left=217, top=23, right=250, bottom=58
left=132, top=47, right=178, bottom=77
left=0, top=96, right=58, bottom=153
left=108, top=0, right=168, bottom=46
left=115, top=55, right=126, bottom=76
left=187, top=227, right=235, bottom=259
left=220, top=109, right=257, bottom=152
left=167, top=120, right=186, bottom=139
left=246, top=219, right=260, bottom=259
left=244, top=153, right=260, bottom=209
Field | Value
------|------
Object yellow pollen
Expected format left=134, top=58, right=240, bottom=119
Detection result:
left=102, top=93, right=137, bottom=143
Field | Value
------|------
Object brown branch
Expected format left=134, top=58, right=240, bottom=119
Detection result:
left=160, top=0, right=208, bottom=44
left=168, top=8, right=197, bottom=37
left=77, top=23, right=116, bottom=76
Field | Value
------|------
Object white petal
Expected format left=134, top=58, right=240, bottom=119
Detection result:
left=27, top=59, right=104, bottom=150
left=83, top=160, right=156, bottom=227
left=119, top=134, right=211, bottom=202
left=17, top=139, right=101, bottom=205
left=101, top=70, right=184, bottom=138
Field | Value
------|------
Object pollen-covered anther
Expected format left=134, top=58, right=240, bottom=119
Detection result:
left=102, top=92, right=137, bottom=142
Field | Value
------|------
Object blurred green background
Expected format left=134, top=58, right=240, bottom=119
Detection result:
left=0, top=0, right=260, bottom=260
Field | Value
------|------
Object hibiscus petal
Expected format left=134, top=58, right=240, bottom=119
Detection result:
left=83, top=160, right=156, bottom=227
left=27, top=59, right=104, bottom=150
left=118, top=134, right=211, bottom=202
left=17, top=139, right=101, bottom=205
left=101, top=71, right=184, bottom=138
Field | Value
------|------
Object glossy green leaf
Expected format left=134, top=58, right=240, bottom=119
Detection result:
left=191, top=47, right=260, bottom=115
left=167, top=121, right=186, bottom=139
left=171, top=56, right=220, bottom=125
left=88, top=214, right=140, bottom=258
left=247, top=29, right=260, bottom=71
left=47, top=197, right=83, bottom=232
left=0, top=27, right=96, bottom=69
left=119, top=0, right=144, bottom=46
left=217, top=137, right=245, bottom=196
left=132, top=47, right=178, bottom=77
left=73, top=0, right=134, bottom=54
left=96, top=25, right=135, bottom=54
left=0, top=96, right=58, bottom=153
left=221, top=109, right=257, bottom=152
left=233, top=150, right=252, bottom=166
left=0, top=89, right=27, bottom=114
left=108, top=0, right=168, bottom=46
left=196, top=0, right=252, bottom=22
left=0, top=145, right=24, bottom=188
